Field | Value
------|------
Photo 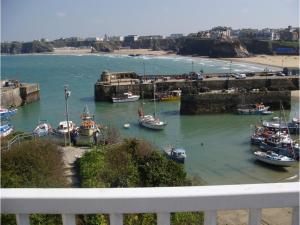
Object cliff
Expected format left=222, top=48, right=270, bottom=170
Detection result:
left=1, top=41, right=54, bottom=54
left=178, top=38, right=250, bottom=57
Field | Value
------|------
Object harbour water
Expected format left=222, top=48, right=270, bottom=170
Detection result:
left=1, top=54, right=299, bottom=185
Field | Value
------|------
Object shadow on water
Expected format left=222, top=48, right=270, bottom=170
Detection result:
left=161, top=110, right=180, bottom=116
left=251, top=159, right=289, bottom=172
left=79, top=96, right=94, bottom=102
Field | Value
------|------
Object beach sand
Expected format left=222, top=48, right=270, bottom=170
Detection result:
left=52, top=48, right=299, bottom=68
left=224, top=55, right=299, bottom=68
left=52, top=47, right=174, bottom=56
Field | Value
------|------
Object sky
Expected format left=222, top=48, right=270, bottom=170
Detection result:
left=1, top=0, right=299, bottom=42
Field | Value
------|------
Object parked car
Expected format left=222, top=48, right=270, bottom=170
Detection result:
left=235, top=73, right=246, bottom=79
left=276, top=72, right=285, bottom=76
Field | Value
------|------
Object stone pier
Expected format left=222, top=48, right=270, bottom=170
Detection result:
left=1, top=80, right=40, bottom=108
left=180, top=91, right=291, bottom=115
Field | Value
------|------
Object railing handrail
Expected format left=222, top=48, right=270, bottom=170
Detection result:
left=5, top=132, right=35, bottom=150
left=2, top=182, right=299, bottom=214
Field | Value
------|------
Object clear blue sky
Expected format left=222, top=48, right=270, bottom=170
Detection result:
left=1, top=0, right=299, bottom=42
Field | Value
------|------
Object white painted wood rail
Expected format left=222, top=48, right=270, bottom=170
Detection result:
left=1, top=182, right=299, bottom=225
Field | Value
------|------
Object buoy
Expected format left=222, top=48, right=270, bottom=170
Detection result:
left=124, top=123, right=130, bottom=128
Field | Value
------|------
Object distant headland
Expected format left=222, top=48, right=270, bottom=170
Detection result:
left=1, top=26, right=299, bottom=59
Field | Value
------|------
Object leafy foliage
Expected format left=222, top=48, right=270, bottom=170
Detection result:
left=1, top=140, right=67, bottom=188
left=1, top=140, right=67, bottom=225
left=77, top=138, right=202, bottom=225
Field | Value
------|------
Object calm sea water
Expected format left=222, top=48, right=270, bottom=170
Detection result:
left=1, top=54, right=299, bottom=185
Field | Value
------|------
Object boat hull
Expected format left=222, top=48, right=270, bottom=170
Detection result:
left=0, top=125, right=13, bottom=138
left=139, top=121, right=167, bottom=130
left=254, top=154, right=295, bottom=167
left=112, top=96, right=140, bottom=103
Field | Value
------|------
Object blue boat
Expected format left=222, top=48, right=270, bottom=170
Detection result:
left=0, top=124, right=13, bottom=138
left=163, top=146, right=186, bottom=163
left=0, top=108, right=17, bottom=120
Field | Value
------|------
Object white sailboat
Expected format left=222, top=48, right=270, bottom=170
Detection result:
left=138, top=83, right=167, bottom=130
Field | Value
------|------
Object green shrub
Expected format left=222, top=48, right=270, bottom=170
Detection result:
left=1, top=140, right=67, bottom=225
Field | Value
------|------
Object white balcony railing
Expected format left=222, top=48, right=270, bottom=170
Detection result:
left=1, top=182, right=299, bottom=225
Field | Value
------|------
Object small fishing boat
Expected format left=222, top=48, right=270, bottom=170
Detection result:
left=0, top=108, right=17, bottom=120
left=159, top=89, right=181, bottom=102
left=0, top=124, right=13, bottom=138
left=254, top=151, right=295, bottom=167
left=163, top=146, right=186, bottom=163
left=237, top=103, right=270, bottom=115
left=261, top=110, right=273, bottom=115
left=262, top=117, right=289, bottom=132
left=33, top=121, right=52, bottom=137
left=79, top=105, right=99, bottom=136
left=112, top=92, right=140, bottom=103
left=55, top=121, right=76, bottom=135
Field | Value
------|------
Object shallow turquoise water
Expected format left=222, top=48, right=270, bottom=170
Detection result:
left=1, top=54, right=299, bottom=185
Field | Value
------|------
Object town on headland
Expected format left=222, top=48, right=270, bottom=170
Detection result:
left=1, top=25, right=299, bottom=61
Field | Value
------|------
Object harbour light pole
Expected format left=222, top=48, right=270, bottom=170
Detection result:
left=143, top=61, right=146, bottom=81
left=64, top=85, right=71, bottom=146
left=192, top=61, right=194, bottom=73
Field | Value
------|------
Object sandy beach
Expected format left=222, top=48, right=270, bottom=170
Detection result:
left=52, top=47, right=175, bottom=56
left=44, top=48, right=300, bottom=68
left=224, top=55, right=299, bottom=68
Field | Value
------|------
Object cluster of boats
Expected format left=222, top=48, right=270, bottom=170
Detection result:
left=111, top=86, right=186, bottom=162
left=251, top=117, right=299, bottom=167
left=0, top=108, right=17, bottom=138
left=33, top=105, right=101, bottom=143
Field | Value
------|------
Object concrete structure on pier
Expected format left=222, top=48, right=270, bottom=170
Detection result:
left=94, top=71, right=299, bottom=101
left=1, top=80, right=40, bottom=108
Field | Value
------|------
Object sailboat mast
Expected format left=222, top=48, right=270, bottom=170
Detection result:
left=153, top=82, right=157, bottom=118
left=281, top=102, right=296, bottom=159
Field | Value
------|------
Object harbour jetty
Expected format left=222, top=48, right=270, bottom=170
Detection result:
left=180, top=91, right=291, bottom=114
left=1, top=80, right=40, bottom=108
left=94, top=70, right=299, bottom=100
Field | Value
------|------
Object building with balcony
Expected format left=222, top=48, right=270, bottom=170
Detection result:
left=210, top=26, right=232, bottom=39
left=255, top=29, right=280, bottom=41
left=168, top=33, right=184, bottom=39
left=138, top=35, right=164, bottom=40
left=85, top=37, right=103, bottom=42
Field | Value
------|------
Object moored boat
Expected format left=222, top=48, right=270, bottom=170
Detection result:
left=79, top=105, right=99, bottom=136
left=138, top=83, right=167, bottom=130
left=112, top=92, right=140, bottom=103
left=254, top=151, right=295, bottom=167
left=0, top=124, right=13, bottom=138
left=163, top=146, right=186, bottom=163
left=33, top=121, right=52, bottom=137
left=55, top=121, right=76, bottom=135
left=0, top=108, right=17, bottom=120
left=159, top=89, right=181, bottom=102
left=138, top=114, right=167, bottom=130
left=237, top=103, right=271, bottom=115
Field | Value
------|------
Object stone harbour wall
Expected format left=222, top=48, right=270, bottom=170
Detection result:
left=180, top=91, right=291, bottom=115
